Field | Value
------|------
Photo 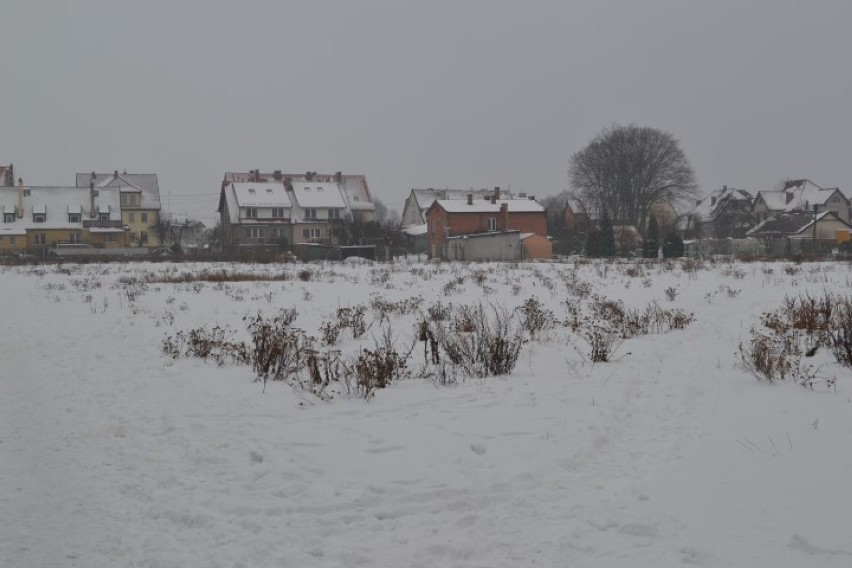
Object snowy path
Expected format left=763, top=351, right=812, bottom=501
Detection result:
left=2, top=263, right=852, bottom=567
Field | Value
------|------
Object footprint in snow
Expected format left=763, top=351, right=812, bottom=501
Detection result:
left=469, top=443, right=487, bottom=455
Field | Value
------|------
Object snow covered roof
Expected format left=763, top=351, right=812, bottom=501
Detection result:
left=692, top=186, right=753, bottom=219
left=412, top=188, right=511, bottom=213
left=339, top=176, right=375, bottom=211
left=230, top=182, right=292, bottom=208
left=289, top=182, right=346, bottom=209
left=755, top=191, right=789, bottom=211
left=747, top=210, right=848, bottom=236
left=784, top=186, right=843, bottom=213
left=0, top=186, right=122, bottom=230
left=432, top=198, right=545, bottom=214
left=402, top=223, right=428, bottom=236
left=76, top=172, right=161, bottom=210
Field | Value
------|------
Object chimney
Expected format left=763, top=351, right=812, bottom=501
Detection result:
left=491, top=195, right=496, bottom=204
left=494, top=186, right=500, bottom=200
left=786, top=192, right=794, bottom=204
left=723, top=185, right=728, bottom=192
left=91, top=171, right=96, bottom=181
left=114, top=170, right=119, bottom=179
left=305, top=171, right=313, bottom=181
left=273, top=170, right=282, bottom=181
left=17, top=177, right=24, bottom=218
left=711, top=196, right=717, bottom=207
left=8, top=163, right=12, bottom=187
left=90, top=181, right=96, bottom=218
left=500, top=202, right=509, bottom=231
left=467, top=193, right=473, bottom=205
left=334, top=171, right=342, bottom=183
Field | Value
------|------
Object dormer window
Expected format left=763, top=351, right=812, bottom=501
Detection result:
left=69, top=213, right=81, bottom=223
left=248, top=188, right=256, bottom=194
left=3, top=213, right=14, bottom=223
left=305, top=187, right=312, bottom=192
left=98, top=212, right=109, bottom=221
left=353, top=196, right=360, bottom=202
left=266, top=188, right=273, bottom=194
left=33, top=213, right=46, bottom=223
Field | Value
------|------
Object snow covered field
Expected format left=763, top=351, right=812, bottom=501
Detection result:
left=3, top=258, right=852, bottom=567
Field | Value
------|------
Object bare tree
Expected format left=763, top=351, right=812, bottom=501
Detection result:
left=569, top=124, right=697, bottom=230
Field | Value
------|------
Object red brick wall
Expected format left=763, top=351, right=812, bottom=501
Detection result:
left=426, top=206, right=547, bottom=257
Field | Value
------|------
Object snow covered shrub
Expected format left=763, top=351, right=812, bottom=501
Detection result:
left=336, top=305, right=367, bottom=339
left=427, top=301, right=451, bottom=322
left=738, top=331, right=797, bottom=383
left=299, top=349, right=344, bottom=401
left=582, top=322, right=624, bottom=363
left=417, top=320, right=440, bottom=365
left=349, top=346, right=406, bottom=398
left=829, top=297, right=852, bottom=369
left=370, top=295, right=423, bottom=319
left=517, top=297, right=555, bottom=340
left=161, top=325, right=248, bottom=366
left=297, top=269, right=313, bottom=282
left=664, top=286, right=678, bottom=302
left=437, top=305, right=525, bottom=377
left=320, top=320, right=342, bottom=346
left=244, top=310, right=312, bottom=387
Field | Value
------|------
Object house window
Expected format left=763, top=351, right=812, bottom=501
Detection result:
left=104, top=233, right=114, bottom=243
left=317, top=187, right=324, bottom=192
left=141, top=212, right=148, bottom=223
left=246, top=227, right=263, bottom=239
left=10, top=236, right=16, bottom=245
left=33, top=213, right=46, bottom=223
left=244, top=208, right=257, bottom=219
left=487, top=217, right=497, bottom=232
left=3, top=213, right=14, bottom=223
left=272, top=228, right=285, bottom=239
left=129, top=212, right=136, bottom=223
left=140, top=231, right=149, bottom=244
left=99, top=212, right=110, bottom=221
left=272, top=207, right=286, bottom=218
left=304, top=187, right=312, bottom=192
left=305, top=208, right=317, bottom=219
left=69, top=232, right=82, bottom=244
left=302, top=228, right=321, bottom=239
left=329, top=209, right=340, bottom=219
left=353, top=196, right=360, bottom=202
left=69, top=213, right=81, bottom=223
left=35, top=232, right=46, bottom=245
left=23, top=189, right=31, bottom=197
left=248, top=188, right=256, bottom=194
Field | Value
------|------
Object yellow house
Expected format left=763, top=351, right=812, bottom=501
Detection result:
left=0, top=182, right=127, bottom=254
left=77, top=171, right=163, bottom=247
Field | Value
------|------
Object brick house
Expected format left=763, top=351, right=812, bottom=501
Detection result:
left=425, top=195, right=547, bottom=259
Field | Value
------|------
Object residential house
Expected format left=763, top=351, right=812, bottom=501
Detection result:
left=217, top=170, right=375, bottom=249
left=747, top=210, right=851, bottom=240
left=753, top=179, right=850, bottom=223
left=169, top=218, right=208, bottom=250
left=402, top=187, right=515, bottom=228
left=425, top=195, right=548, bottom=260
left=76, top=171, right=163, bottom=247
left=0, top=180, right=126, bottom=254
left=689, top=186, right=754, bottom=238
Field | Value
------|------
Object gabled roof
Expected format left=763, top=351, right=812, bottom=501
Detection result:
left=754, top=191, right=789, bottom=211
left=0, top=185, right=122, bottom=230
left=430, top=198, right=545, bottom=214
left=229, top=182, right=291, bottom=208
left=223, top=172, right=375, bottom=212
left=747, top=210, right=850, bottom=237
left=289, top=181, right=346, bottom=209
left=693, top=186, right=753, bottom=219
left=411, top=188, right=513, bottom=213
left=76, top=172, right=161, bottom=209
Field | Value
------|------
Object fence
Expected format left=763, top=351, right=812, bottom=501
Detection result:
left=685, top=238, right=837, bottom=259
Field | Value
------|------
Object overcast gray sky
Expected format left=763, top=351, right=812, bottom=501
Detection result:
left=2, top=0, right=850, bottom=222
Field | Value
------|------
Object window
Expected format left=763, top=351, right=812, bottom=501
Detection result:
left=329, top=209, right=340, bottom=219
left=104, top=233, right=114, bottom=243
left=272, top=207, right=286, bottom=218
left=487, top=217, right=497, bottom=232
left=141, top=212, right=148, bottom=223
left=10, top=236, right=16, bottom=245
left=246, top=227, right=263, bottom=239
left=244, top=208, right=257, bottom=219
left=69, top=213, right=81, bottom=223
left=99, top=212, right=110, bottom=221
left=248, top=188, right=256, bottom=194
left=353, top=196, right=360, bottom=202
left=69, top=232, right=82, bottom=244
left=316, top=187, right=324, bottom=192
left=33, top=213, right=46, bottom=223
left=35, top=232, right=46, bottom=245
left=304, top=186, right=312, bottom=192
left=23, top=189, right=31, bottom=197
left=272, top=228, right=285, bottom=239
left=304, top=208, right=317, bottom=219
left=3, top=213, right=14, bottom=223
left=140, top=231, right=149, bottom=244
left=302, top=228, right=321, bottom=239
left=129, top=212, right=136, bottom=223
left=120, top=193, right=140, bottom=207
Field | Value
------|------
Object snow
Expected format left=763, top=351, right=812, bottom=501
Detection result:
left=229, top=182, right=292, bottom=208
left=435, top=198, right=545, bottom=213
left=2, top=259, right=852, bottom=567
left=290, top=182, right=347, bottom=209
left=0, top=185, right=122, bottom=230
